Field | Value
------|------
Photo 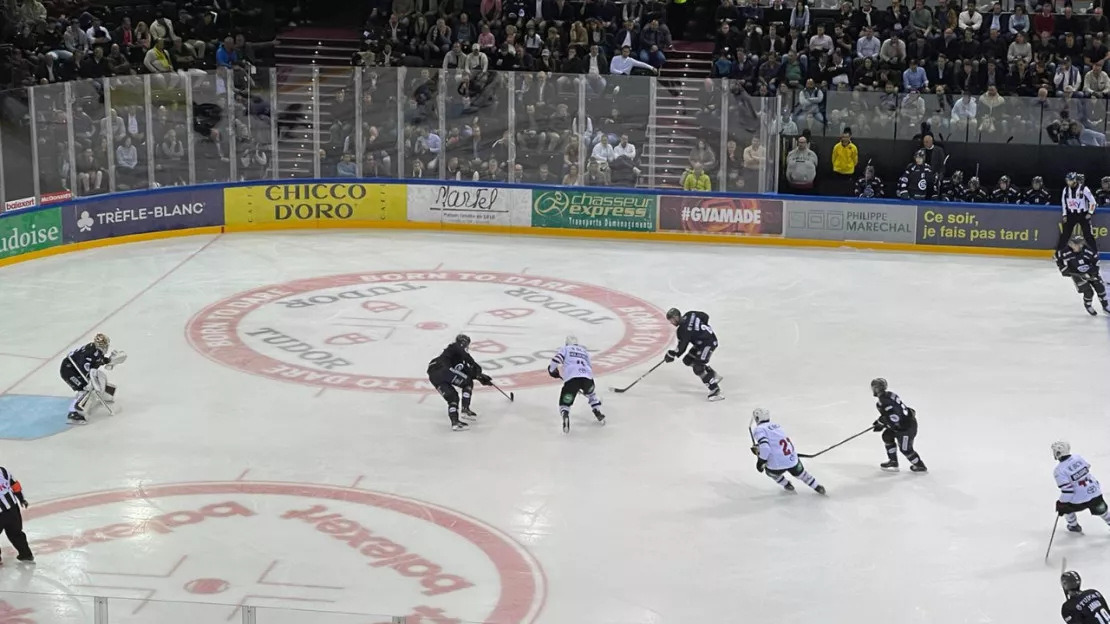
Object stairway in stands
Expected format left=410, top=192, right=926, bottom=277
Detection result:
left=272, top=32, right=362, bottom=178
left=645, top=47, right=714, bottom=188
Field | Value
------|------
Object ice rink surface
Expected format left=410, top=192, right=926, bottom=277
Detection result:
left=0, top=230, right=1108, bottom=624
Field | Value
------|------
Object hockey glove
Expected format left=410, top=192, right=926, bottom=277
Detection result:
left=756, top=457, right=767, bottom=473
left=476, top=374, right=493, bottom=386
left=750, top=445, right=759, bottom=456
left=547, top=367, right=560, bottom=379
left=1056, top=500, right=1071, bottom=516
left=664, top=350, right=679, bottom=363
left=872, top=420, right=884, bottom=432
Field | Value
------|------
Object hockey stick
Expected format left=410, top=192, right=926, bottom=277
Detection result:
left=798, top=426, right=872, bottom=459
left=610, top=360, right=665, bottom=393
left=1046, top=515, right=1061, bottom=564
left=66, top=357, right=114, bottom=416
left=490, top=382, right=514, bottom=402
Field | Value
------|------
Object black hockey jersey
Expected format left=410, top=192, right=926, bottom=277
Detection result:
left=674, top=311, right=717, bottom=354
left=64, top=343, right=110, bottom=375
left=961, top=187, right=988, bottom=203
left=875, top=390, right=917, bottom=432
left=427, top=343, right=483, bottom=378
left=1022, top=188, right=1052, bottom=205
left=1062, top=589, right=1110, bottom=624
left=1096, top=189, right=1110, bottom=207
left=855, top=177, right=885, bottom=198
left=1057, top=245, right=1101, bottom=278
left=938, top=180, right=964, bottom=202
left=991, top=187, right=1021, bottom=204
left=897, top=164, right=936, bottom=200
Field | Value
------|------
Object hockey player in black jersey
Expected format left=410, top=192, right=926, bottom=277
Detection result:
left=664, top=308, right=723, bottom=401
left=1022, top=176, right=1052, bottom=205
left=854, top=165, right=884, bottom=198
left=896, top=150, right=937, bottom=200
left=1056, top=235, right=1109, bottom=315
left=991, top=175, right=1021, bottom=204
left=938, top=171, right=965, bottom=202
left=961, top=176, right=988, bottom=202
left=870, top=378, right=927, bottom=472
left=426, top=334, right=493, bottom=431
left=59, top=333, right=126, bottom=424
left=1096, top=177, right=1110, bottom=207
left=1061, top=571, right=1110, bottom=624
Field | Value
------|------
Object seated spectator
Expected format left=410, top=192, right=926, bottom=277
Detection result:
left=958, top=3, right=982, bottom=34
left=795, top=78, right=826, bottom=127
left=336, top=153, right=358, bottom=177
left=529, top=163, right=560, bottom=184
left=981, top=2, right=1007, bottom=40
left=591, top=134, right=615, bottom=165
left=478, top=23, right=496, bottom=53
left=464, top=44, right=488, bottom=74
left=910, top=0, right=935, bottom=38
left=951, top=90, right=977, bottom=125
left=640, top=18, right=670, bottom=67
left=788, top=0, right=810, bottom=35
left=1032, top=4, right=1055, bottom=41
left=887, top=0, right=910, bottom=36
left=782, top=49, right=805, bottom=87
left=611, top=134, right=640, bottom=178
left=857, top=26, right=882, bottom=62
left=690, top=138, right=718, bottom=171
left=145, top=38, right=174, bottom=74
left=610, top=45, right=657, bottom=75
left=1085, top=63, right=1110, bottom=97
left=852, top=0, right=880, bottom=37
left=76, top=147, right=105, bottom=194
left=1090, top=8, right=1110, bottom=40
left=1087, top=34, right=1110, bottom=69
left=583, top=160, right=609, bottom=186
left=150, top=12, right=178, bottom=46
left=115, top=136, right=139, bottom=183
left=562, top=163, right=581, bottom=185
left=1055, top=57, right=1083, bottom=96
left=64, top=20, right=90, bottom=58
left=880, top=32, right=906, bottom=69
left=1009, top=5, right=1030, bottom=39
left=80, top=46, right=113, bottom=79
left=1009, top=32, right=1032, bottom=67
left=903, top=57, right=928, bottom=91
left=683, top=162, right=712, bottom=191
left=809, top=24, right=833, bottom=56
left=107, top=44, right=132, bottom=74
left=983, top=28, right=1007, bottom=61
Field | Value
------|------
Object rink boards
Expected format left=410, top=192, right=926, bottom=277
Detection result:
left=0, top=179, right=1105, bottom=267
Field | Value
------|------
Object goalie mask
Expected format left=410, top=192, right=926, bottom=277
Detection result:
left=93, top=333, right=110, bottom=353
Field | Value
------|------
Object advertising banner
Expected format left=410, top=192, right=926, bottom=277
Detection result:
left=658, top=195, right=783, bottom=236
left=224, top=183, right=406, bottom=226
left=917, top=205, right=1110, bottom=249
left=531, top=189, right=656, bottom=232
left=784, top=200, right=917, bottom=243
left=61, top=188, right=224, bottom=243
left=4, top=190, right=74, bottom=213
left=0, top=207, right=62, bottom=260
left=407, top=185, right=532, bottom=227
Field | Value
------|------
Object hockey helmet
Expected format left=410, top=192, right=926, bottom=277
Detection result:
left=864, top=164, right=875, bottom=178
left=752, top=408, right=771, bottom=424
left=565, top=335, right=578, bottom=346
left=913, top=149, right=926, bottom=164
left=1102, top=175, right=1110, bottom=190
left=455, top=334, right=472, bottom=350
left=666, top=308, right=682, bottom=325
left=951, top=170, right=964, bottom=184
left=870, top=377, right=888, bottom=397
left=1062, top=570, right=1082, bottom=595
left=968, top=176, right=981, bottom=189
left=1066, top=171, right=1078, bottom=185
left=1068, top=235, right=1085, bottom=250
left=998, top=175, right=1010, bottom=188
left=1078, top=173, right=1087, bottom=185
left=1032, top=175, right=1043, bottom=189
left=93, top=333, right=110, bottom=353
left=1052, top=440, right=1071, bottom=461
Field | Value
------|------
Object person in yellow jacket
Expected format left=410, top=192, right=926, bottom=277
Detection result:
left=683, top=162, right=712, bottom=191
left=831, top=128, right=858, bottom=196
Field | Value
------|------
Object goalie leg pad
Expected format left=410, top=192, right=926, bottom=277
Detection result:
left=71, top=391, right=92, bottom=414
left=89, top=368, right=108, bottom=394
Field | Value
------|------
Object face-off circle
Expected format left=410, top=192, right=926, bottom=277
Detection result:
left=22, top=481, right=546, bottom=624
left=186, top=270, right=670, bottom=392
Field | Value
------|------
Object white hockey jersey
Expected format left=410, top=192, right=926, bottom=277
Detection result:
left=1056, top=454, right=1103, bottom=505
left=549, top=345, right=594, bottom=381
left=753, top=422, right=798, bottom=471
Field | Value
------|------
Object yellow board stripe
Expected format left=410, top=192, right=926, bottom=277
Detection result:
left=0, top=221, right=1053, bottom=270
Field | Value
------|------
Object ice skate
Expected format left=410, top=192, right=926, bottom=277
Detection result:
left=1068, top=523, right=1084, bottom=534
left=451, top=421, right=469, bottom=432
left=593, top=408, right=606, bottom=425
left=67, top=412, right=87, bottom=425
left=562, top=414, right=570, bottom=434
left=880, top=459, right=899, bottom=472
left=783, top=482, right=796, bottom=492
left=1085, top=300, right=1097, bottom=316
left=461, top=407, right=478, bottom=420
left=707, top=387, right=724, bottom=402
left=815, top=485, right=827, bottom=495
left=910, top=463, right=928, bottom=473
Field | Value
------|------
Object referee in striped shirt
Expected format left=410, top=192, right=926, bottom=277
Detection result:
left=1058, top=172, right=1100, bottom=252
left=0, top=467, right=34, bottom=563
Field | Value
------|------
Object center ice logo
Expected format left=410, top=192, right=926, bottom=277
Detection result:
left=186, top=270, right=669, bottom=392
left=17, top=481, right=545, bottom=623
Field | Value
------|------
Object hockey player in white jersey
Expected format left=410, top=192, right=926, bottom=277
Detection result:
left=750, top=409, right=826, bottom=494
left=1053, top=441, right=1110, bottom=534
left=548, top=336, right=606, bottom=434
